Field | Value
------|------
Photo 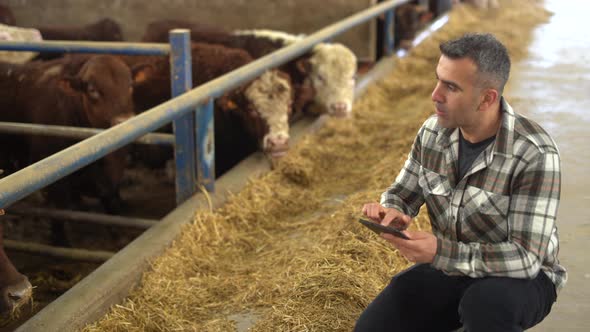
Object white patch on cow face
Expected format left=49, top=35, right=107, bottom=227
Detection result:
left=309, top=43, right=357, bottom=117
left=244, top=70, right=292, bottom=157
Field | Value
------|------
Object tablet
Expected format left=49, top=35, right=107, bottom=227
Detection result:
left=357, top=218, right=410, bottom=240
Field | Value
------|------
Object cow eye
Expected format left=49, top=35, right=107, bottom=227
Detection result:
left=87, top=83, right=101, bottom=100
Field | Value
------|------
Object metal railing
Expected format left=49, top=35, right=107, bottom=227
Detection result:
left=0, top=30, right=204, bottom=205
left=0, top=0, right=412, bottom=210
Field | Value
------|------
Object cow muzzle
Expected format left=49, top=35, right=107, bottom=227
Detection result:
left=329, top=102, right=352, bottom=118
left=0, top=275, right=32, bottom=314
left=263, top=133, right=290, bottom=159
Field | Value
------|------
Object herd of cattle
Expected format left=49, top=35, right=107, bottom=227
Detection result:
left=0, top=4, right=363, bottom=314
left=0, top=0, right=500, bottom=317
left=0, top=10, right=360, bottom=207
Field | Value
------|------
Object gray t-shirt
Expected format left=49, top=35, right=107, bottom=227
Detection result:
left=458, top=130, right=495, bottom=180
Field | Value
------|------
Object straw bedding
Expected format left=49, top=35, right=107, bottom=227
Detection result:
left=84, top=1, right=551, bottom=331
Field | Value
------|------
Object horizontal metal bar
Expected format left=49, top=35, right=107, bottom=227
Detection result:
left=4, top=239, right=114, bottom=263
left=0, top=0, right=408, bottom=209
left=0, top=121, right=174, bottom=146
left=0, top=40, right=169, bottom=56
left=6, top=206, right=158, bottom=229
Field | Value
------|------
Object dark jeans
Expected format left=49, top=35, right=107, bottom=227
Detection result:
left=354, top=264, right=556, bottom=332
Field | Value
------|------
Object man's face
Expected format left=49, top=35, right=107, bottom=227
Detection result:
left=431, top=55, right=484, bottom=129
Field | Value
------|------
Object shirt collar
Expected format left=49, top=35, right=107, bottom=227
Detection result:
left=493, top=97, right=515, bottom=159
left=435, top=97, right=515, bottom=159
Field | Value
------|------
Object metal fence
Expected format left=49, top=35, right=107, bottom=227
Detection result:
left=0, top=0, right=413, bottom=209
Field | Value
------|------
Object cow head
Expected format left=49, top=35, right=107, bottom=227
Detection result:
left=86, top=18, right=124, bottom=41
left=59, top=55, right=135, bottom=128
left=243, top=70, right=293, bottom=159
left=396, top=4, right=432, bottom=49
left=306, top=43, right=357, bottom=117
left=0, top=223, right=33, bottom=315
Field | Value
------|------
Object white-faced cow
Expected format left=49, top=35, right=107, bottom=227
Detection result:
left=122, top=42, right=292, bottom=174
left=141, top=21, right=358, bottom=118
left=232, top=29, right=358, bottom=118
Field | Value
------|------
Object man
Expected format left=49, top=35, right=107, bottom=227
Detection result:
left=355, top=33, right=566, bottom=332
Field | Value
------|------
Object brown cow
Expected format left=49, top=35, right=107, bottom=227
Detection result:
left=0, top=4, right=15, bottom=26
left=141, top=21, right=357, bottom=118
left=123, top=42, right=293, bottom=174
left=0, top=54, right=135, bottom=213
left=32, top=18, right=124, bottom=61
left=34, top=18, right=123, bottom=42
left=0, top=214, right=32, bottom=315
left=394, top=3, right=433, bottom=50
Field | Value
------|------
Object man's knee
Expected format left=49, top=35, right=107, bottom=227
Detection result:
left=458, top=279, right=520, bottom=332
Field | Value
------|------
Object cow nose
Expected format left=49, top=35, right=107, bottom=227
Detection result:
left=329, top=102, right=350, bottom=117
left=264, top=134, right=290, bottom=159
left=1, top=276, right=33, bottom=314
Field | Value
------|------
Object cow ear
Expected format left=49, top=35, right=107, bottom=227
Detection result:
left=295, top=58, right=311, bottom=75
left=131, top=64, right=153, bottom=86
left=216, top=94, right=239, bottom=112
left=58, top=76, right=86, bottom=96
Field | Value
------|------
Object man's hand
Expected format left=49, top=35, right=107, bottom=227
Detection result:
left=382, top=230, right=438, bottom=263
left=361, top=202, right=412, bottom=229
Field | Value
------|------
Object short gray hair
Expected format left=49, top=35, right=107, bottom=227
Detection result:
left=439, top=33, right=511, bottom=94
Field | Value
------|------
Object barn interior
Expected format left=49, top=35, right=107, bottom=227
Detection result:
left=1, top=0, right=587, bottom=331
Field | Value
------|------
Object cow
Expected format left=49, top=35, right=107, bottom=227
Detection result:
left=377, top=1, right=434, bottom=57
left=0, top=5, right=15, bottom=26
left=0, top=61, right=30, bottom=175
left=32, top=18, right=124, bottom=60
left=393, top=3, right=433, bottom=50
left=34, top=18, right=123, bottom=42
left=0, top=23, right=43, bottom=64
left=123, top=42, right=293, bottom=174
left=0, top=213, right=32, bottom=315
left=141, top=21, right=357, bottom=118
left=0, top=54, right=136, bottom=214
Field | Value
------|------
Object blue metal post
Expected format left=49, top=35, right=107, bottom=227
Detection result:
left=169, top=29, right=197, bottom=205
left=195, top=99, right=215, bottom=192
left=384, top=9, right=395, bottom=56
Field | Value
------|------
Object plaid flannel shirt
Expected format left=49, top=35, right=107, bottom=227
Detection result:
left=381, top=98, right=567, bottom=291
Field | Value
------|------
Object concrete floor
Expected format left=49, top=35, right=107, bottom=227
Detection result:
left=506, top=0, right=590, bottom=330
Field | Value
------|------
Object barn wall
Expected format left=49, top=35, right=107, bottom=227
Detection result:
left=3, top=0, right=377, bottom=61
